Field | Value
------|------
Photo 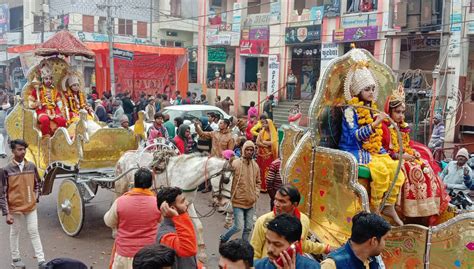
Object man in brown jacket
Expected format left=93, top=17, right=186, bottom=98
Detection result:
left=194, top=118, right=234, bottom=158
left=220, top=141, right=260, bottom=243
left=0, top=139, right=46, bottom=269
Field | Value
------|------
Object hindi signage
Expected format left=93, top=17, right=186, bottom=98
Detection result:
left=333, top=26, right=378, bottom=43
left=341, top=13, right=377, bottom=28
left=249, top=27, right=269, bottom=40
left=243, top=13, right=271, bottom=27
left=285, top=25, right=321, bottom=44
left=324, top=0, right=341, bottom=18
left=240, top=40, right=269, bottom=55
left=267, top=55, right=280, bottom=97
left=113, top=48, right=134, bottom=60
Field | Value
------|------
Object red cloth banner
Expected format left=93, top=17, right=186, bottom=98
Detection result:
left=113, top=54, right=177, bottom=99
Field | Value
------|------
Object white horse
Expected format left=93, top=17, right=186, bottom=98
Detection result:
left=114, top=147, right=232, bottom=262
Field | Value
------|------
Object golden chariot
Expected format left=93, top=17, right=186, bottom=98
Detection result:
left=279, top=48, right=474, bottom=268
left=5, top=31, right=139, bottom=236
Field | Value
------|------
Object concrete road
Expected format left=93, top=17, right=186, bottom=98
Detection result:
left=0, top=155, right=270, bottom=268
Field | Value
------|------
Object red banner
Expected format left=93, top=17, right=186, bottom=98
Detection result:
left=240, top=40, right=269, bottom=55
left=114, top=54, right=177, bottom=99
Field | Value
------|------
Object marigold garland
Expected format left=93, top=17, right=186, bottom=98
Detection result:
left=39, top=85, right=58, bottom=110
left=388, top=122, right=414, bottom=155
left=348, top=97, right=383, bottom=154
left=67, top=89, right=87, bottom=114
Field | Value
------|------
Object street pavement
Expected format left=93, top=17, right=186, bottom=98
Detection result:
left=0, top=154, right=270, bottom=268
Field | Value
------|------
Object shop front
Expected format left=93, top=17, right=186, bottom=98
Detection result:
left=285, top=24, right=321, bottom=100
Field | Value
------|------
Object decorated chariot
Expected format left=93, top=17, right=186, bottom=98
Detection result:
left=4, top=31, right=144, bottom=236
left=279, top=48, right=474, bottom=267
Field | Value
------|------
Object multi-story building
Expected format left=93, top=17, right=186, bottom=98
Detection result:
left=1, top=0, right=197, bottom=93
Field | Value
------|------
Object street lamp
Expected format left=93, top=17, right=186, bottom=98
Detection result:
left=257, top=70, right=262, bottom=115
left=215, top=68, right=220, bottom=99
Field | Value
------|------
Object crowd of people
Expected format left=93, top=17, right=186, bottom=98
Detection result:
left=2, top=49, right=474, bottom=269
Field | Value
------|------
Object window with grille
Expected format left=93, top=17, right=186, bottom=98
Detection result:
left=118, top=19, right=133, bottom=35
left=137, top=21, right=147, bottom=38
left=82, top=15, right=94, bottom=32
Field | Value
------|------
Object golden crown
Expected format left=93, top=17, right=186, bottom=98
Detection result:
left=389, top=83, right=405, bottom=104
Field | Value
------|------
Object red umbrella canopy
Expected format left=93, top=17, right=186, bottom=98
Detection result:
left=35, top=30, right=95, bottom=59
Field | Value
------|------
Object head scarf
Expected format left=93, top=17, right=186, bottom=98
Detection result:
left=261, top=119, right=279, bottom=159
left=177, top=124, right=190, bottom=148
left=247, top=106, right=258, bottom=121
left=456, top=148, right=469, bottom=160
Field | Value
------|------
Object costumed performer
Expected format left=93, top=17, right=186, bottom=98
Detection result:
left=62, top=70, right=94, bottom=124
left=256, top=118, right=278, bottom=192
left=28, top=63, right=67, bottom=136
left=381, top=85, right=450, bottom=225
left=338, top=49, right=405, bottom=226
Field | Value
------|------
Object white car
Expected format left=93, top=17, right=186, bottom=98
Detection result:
left=162, top=105, right=231, bottom=134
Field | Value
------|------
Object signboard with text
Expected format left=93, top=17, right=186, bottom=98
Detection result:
left=243, top=13, right=271, bottom=27
left=285, top=25, right=321, bottom=44
left=113, top=48, right=134, bottom=60
left=240, top=40, right=269, bottom=55
left=249, top=27, right=269, bottom=40
left=341, top=13, right=377, bottom=28
left=324, top=0, right=341, bottom=18
left=267, top=55, right=280, bottom=97
left=333, top=26, right=378, bottom=43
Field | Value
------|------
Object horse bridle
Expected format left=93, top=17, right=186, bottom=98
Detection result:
left=183, top=157, right=233, bottom=193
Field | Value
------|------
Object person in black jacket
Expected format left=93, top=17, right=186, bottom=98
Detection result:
left=196, top=116, right=213, bottom=153
left=121, top=92, right=135, bottom=125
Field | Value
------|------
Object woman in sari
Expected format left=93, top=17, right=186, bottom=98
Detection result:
left=381, top=85, right=450, bottom=225
left=256, top=118, right=278, bottom=192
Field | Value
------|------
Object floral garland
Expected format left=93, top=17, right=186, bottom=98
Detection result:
left=348, top=97, right=383, bottom=154
left=387, top=121, right=414, bottom=155
left=67, top=89, right=87, bottom=114
left=39, top=85, right=58, bottom=110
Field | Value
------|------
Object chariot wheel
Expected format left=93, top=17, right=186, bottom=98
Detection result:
left=57, top=178, right=84, bottom=237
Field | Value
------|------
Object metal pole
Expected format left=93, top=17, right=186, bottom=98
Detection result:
left=149, top=0, right=153, bottom=43
left=107, top=0, right=116, bottom=97
left=215, top=76, right=219, bottom=98
left=257, top=77, right=261, bottom=115
left=41, top=0, right=45, bottom=42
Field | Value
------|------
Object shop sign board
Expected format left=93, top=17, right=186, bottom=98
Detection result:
left=341, top=13, right=377, bottom=28
left=310, top=6, right=325, bottom=25
left=206, top=29, right=239, bottom=46
left=240, top=40, right=269, bottom=55
left=324, top=0, right=341, bottom=18
left=409, top=38, right=440, bottom=51
left=285, top=25, right=321, bottom=44
left=321, top=43, right=339, bottom=61
left=249, top=27, right=269, bottom=40
left=267, top=54, right=280, bottom=98
left=232, top=2, right=242, bottom=34
left=208, top=47, right=227, bottom=63
left=333, top=26, right=378, bottom=43
left=243, top=13, right=271, bottom=28
left=77, top=31, right=147, bottom=44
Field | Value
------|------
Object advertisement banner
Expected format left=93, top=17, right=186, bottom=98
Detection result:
left=249, top=27, right=269, bottom=40
left=270, top=1, right=281, bottom=24
left=114, top=54, right=177, bottom=96
left=240, top=40, right=269, bottom=55
left=320, top=43, right=339, bottom=73
left=267, top=54, right=280, bottom=97
left=324, top=0, right=340, bottom=18
left=341, top=13, right=377, bottom=28
left=243, top=13, right=271, bottom=28
left=232, top=2, right=242, bottom=34
left=0, top=4, right=9, bottom=45
left=333, top=26, right=378, bottom=43
left=285, top=25, right=321, bottom=44
left=208, top=47, right=227, bottom=63
left=310, top=6, right=324, bottom=25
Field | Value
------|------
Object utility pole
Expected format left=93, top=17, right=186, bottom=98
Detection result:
left=150, top=0, right=153, bottom=43
left=98, top=0, right=121, bottom=97
left=41, top=0, right=46, bottom=42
